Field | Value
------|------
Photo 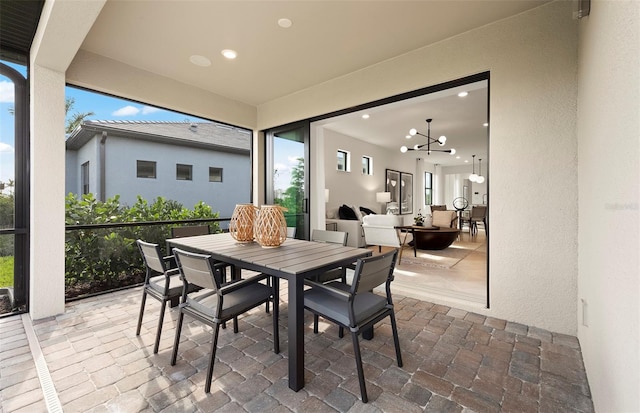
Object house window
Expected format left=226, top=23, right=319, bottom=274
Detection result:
left=176, top=164, right=192, bottom=181
left=136, top=160, right=156, bottom=178
left=337, top=150, right=350, bottom=172
left=424, top=172, right=433, bottom=205
left=209, top=167, right=223, bottom=182
left=81, top=161, right=90, bottom=194
left=362, top=156, right=373, bottom=175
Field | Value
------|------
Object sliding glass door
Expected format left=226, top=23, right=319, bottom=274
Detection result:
left=265, top=121, right=310, bottom=240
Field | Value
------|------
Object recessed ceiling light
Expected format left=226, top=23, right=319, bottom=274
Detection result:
left=456, top=156, right=461, bottom=159
left=405, top=135, right=412, bottom=139
left=221, top=49, right=237, bottom=60
left=189, top=55, right=211, bottom=67
left=458, top=91, right=469, bottom=97
left=362, top=114, right=370, bottom=119
left=278, top=18, right=292, bottom=28
left=483, top=122, right=489, bottom=127
left=465, top=160, right=470, bottom=163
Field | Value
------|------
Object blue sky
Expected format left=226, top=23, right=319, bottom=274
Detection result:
left=1, top=59, right=295, bottom=192
left=0, top=60, right=209, bottom=186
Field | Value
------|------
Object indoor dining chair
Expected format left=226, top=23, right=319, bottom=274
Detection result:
left=170, top=247, right=280, bottom=393
left=304, top=249, right=402, bottom=403
left=136, top=239, right=200, bottom=354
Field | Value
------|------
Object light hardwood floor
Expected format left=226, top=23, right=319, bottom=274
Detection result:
left=371, top=228, right=488, bottom=309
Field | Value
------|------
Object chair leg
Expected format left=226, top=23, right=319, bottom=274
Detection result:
left=265, top=276, right=271, bottom=313
left=170, top=311, right=185, bottom=366
left=153, top=299, right=167, bottom=354
left=313, top=314, right=319, bottom=334
left=351, top=332, right=368, bottom=403
left=272, top=276, right=280, bottom=354
left=389, top=312, right=403, bottom=368
left=338, top=327, right=344, bottom=338
left=136, top=290, right=148, bottom=336
left=205, top=324, right=221, bottom=393
left=233, top=317, right=239, bottom=334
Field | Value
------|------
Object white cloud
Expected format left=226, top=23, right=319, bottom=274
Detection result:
left=0, top=81, right=15, bottom=103
left=0, top=143, right=15, bottom=153
left=274, top=163, right=289, bottom=172
left=141, top=106, right=161, bottom=114
left=112, top=105, right=140, bottom=116
left=287, top=155, right=301, bottom=164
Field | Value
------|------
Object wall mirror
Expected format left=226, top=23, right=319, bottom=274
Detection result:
left=385, top=169, right=400, bottom=214
left=400, top=172, right=413, bottom=214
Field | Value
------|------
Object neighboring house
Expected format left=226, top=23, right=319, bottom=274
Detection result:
left=65, top=120, right=251, bottom=219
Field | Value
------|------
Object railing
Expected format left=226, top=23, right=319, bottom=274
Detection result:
left=64, top=217, right=230, bottom=302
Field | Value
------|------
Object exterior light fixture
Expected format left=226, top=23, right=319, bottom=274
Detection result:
left=400, top=118, right=455, bottom=155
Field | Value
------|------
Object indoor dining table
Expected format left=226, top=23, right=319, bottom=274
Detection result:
left=166, top=232, right=372, bottom=391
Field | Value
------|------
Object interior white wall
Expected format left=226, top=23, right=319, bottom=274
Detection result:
left=321, top=128, right=412, bottom=224
left=261, top=1, right=579, bottom=334
left=576, top=1, right=640, bottom=411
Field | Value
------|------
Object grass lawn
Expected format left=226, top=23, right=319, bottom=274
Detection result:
left=0, top=256, right=13, bottom=288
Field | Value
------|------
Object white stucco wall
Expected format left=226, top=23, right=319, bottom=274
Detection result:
left=576, top=1, right=640, bottom=411
left=261, top=1, right=580, bottom=334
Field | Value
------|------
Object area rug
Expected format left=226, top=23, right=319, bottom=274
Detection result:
left=397, top=241, right=480, bottom=269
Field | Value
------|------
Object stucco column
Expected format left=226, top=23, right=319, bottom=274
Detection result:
left=29, top=64, right=66, bottom=319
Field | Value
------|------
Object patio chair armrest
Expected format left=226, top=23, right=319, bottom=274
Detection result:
left=305, top=280, right=351, bottom=299
left=166, top=268, right=180, bottom=277
left=219, top=273, right=270, bottom=294
left=162, top=254, right=175, bottom=263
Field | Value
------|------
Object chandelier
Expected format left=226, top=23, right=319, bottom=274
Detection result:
left=400, top=118, right=456, bottom=155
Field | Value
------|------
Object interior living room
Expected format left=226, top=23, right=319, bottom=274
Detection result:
left=1, top=0, right=637, bottom=411
left=316, top=77, right=489, bottom=308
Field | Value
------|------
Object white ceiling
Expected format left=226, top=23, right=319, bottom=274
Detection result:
left=80, top=0, right=549, bottom=165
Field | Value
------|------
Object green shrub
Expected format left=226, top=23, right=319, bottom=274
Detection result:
left=65, top=193, right=221, bottom=297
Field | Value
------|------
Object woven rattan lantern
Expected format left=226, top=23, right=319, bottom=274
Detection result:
left=254, top=205, right=288, bottom=248
left=229, top=204, right=257, bottom=243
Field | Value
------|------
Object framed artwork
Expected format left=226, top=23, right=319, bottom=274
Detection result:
left=385, top=169, right=400, bottom=215
left=400, top=172, right=413, bottom=215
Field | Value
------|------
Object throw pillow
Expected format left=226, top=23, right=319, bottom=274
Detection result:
left=353, top=205, right=364, bottom=221
left=338, top=204, right=358, bottom=220
left=359, top=206, right=376, bottom=215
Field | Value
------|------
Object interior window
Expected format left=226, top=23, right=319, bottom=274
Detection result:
left=337, top=150, right=350, bottom=172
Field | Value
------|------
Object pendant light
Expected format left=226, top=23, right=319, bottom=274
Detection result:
left=477, top=158, right=485, bottom=183
left=469, top=155, right=478, bottom=182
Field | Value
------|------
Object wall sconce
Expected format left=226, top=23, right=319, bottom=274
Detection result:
left=324, top=188, right=329, bottom=203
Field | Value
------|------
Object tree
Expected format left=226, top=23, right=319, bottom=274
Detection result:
left=9, top=97, right=94, bottom=134
left=65, top=97, right=95, bottom=134
left=278, top=157, right=305, bottom=227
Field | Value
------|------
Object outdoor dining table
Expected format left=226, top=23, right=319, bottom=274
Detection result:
left=166, top=232, right=372, bottom=391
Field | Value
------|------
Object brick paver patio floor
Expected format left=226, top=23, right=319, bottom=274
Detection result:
left=0, top=283, right=593, bottom=412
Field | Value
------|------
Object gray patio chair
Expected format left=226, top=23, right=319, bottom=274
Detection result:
left=310, top=229, right=350, bottom=284
left=135, top=239, right=200, bottom=354
left=170, top=247, right=280, bottom=393
left=170, top=224, right=210, bottom=238
left=304, top=249, right=402, bottom=403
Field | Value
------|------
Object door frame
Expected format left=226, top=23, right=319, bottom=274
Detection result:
left=264, top=120, right=311, bottom=240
